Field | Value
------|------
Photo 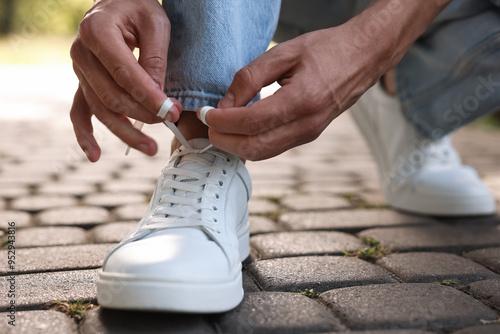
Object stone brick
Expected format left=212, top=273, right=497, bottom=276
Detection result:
left=252, top=179, right=295, bottom=197
left=0, top=310, right=78, bottom=334
left=452, top=324, right=500, bottom=334
left=36, top=206, right=111, bottom=227
left=376, top=253, right=498, bottom=286
left=334, top=331, right=435, bottom=334
left=242, top=268, right=260, bottom=292
left=468, top=279, right=500, bottom=311
left=84, top=192, right=147, bottom=210
left=37, top=182, right=96, bottom=197
left=101, top=179, right=155, bottom=194
left=215, top=292, right=343, bottom=333
left=359, top=225, right=500, bottom=253
left=249, top=216, right=281, bottom=235
left=465, top=247, right=500, bottom=273
left=0, top=210, right=32, bottom=228
left=248, top=256, right=396, bottom=292
left=280, top=210, right=437, bottom=232
left=299, top=180, right=363, bottom=195
left=280, top=193, right=350, bottom=211
left=0, top=186, right=29, bottom=199
left=11, top=195, right=77, bottom=213
left=0, top=226, right=88, bottom=248
left=250, top=231, right=366, bottom=259
left=91, top=221, right=137, bottom=244
left=62, top=172, right=113, bottom=183
left=0, top=270, right=98, bottom=310
left=319, top=283, right=498, bottom=331
left=79, top=307, right=215, bottom=334
left=113, top=203, right=149, bottom=221
left=0, top=244, right=115, bottom=275
left=248, top=198, right=280, bottom=215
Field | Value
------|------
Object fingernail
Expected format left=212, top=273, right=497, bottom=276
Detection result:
left=219, top=92, right=235, bottom=108
left=165, top=112, right=173, bottom=123
left=83, top=148, right=90, bottom=159
left=137, top=144, right=150, bottom=154
left=157, top=98, right=174, bottom=119
left=199, top=106, right=214, bottom=127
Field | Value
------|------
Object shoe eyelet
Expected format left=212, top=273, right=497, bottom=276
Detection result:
left=214, top=218, right=218, bottom=223
left=213, top=206, right=218, bottom=211
left=215, top=194, right=220, bottom=199
left=219, top=181, right=224, bottom=186
left=222, top=169, right=227, bottom=175
left=226, top=158, right=231, bottom=163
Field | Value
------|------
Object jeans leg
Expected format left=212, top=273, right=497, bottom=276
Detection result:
left=395, top=0, right=500, bottom=139
left=162, top=0, right=281, bottom=111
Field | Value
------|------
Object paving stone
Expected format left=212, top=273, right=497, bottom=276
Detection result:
left=113, top=203, right=149, bottom=221
left=468, top=279, right=500, bottom=311
left=0, top=270, right=98, bottom=310
left=280, top=210, right=437, bottom=232
left=376, top=252, right=499, bottom=286
left=248, top=198, right=280, bottom=215
left=0, top=210, right=32, bottom=228
left=360, top=191, right=388, bottom=206
left=248, top=256, right=396, bottom=292
left=0, top=310, right=78, bottom=334
left=359, top=225, right=500, bottom=253
left=62, top=172, right=114, bottom=183
left=36, top=206, right=111, bottom=227
left=11, top=195, right=77, bottom=213
left=91, top=221, right=137, bottom=243
left=37, top=182, right=96, bottom=197
left=280, top=193, right=350, bottom=211
left=242, top=268, right=261, bottom=292
left=250, top=231, right=366, bottom=259
left=80, top=307, right=215, bottom=334
left=465, top=247, right=500, bottom=273
left=0, top=244, right=115, bottom=275
left=0, top=174, right=50, bottom=186
left=84, top=192, right=147, bottom=210
left=452, top=324, right=500, bottom=334
left=251, top=180, right=295, bottom=197
left=299, top=180, right=363, bottom=194
left=0, top=226, right=88, bottom=248
left=319, top=283, right=498, bottom=331
left=333, top=331, right=435, bottom=334
left=101, top=179, right=155, bottom=194
left=249, top=216, right=281, bottom=235
left=215, top=292, right=343, bottom=333
left=0, top=186, right=29, bottom=199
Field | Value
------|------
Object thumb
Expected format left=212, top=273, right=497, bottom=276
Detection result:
left=219, top=45, right=294, bottom=108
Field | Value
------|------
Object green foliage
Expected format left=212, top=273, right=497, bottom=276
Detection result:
left=293, top=289, right=320, bottom=299
left=0, top=0, right=92, bottom=35
left=50, top=300, right=96, bottom=321
left=343, top=237, right=391, bottom=261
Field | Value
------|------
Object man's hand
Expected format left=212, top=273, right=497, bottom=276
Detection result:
left=199, top=0, right=451, bottom=161
left=70, top=0, right=182, bottom=162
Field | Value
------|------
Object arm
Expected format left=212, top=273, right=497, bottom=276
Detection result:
left=70, top=0, right=182, bottom=162
left=199, top=0, right=453, bottom=161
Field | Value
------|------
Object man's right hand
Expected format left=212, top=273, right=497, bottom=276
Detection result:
left=70, top=0, right=182, bottom=162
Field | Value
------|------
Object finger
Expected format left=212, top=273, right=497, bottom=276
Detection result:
left=77, top=14, right=174, bottom=116
left=219, top=45, right=295, bottom=108
left=202, top=84, right=304, bottom=135
left=210, top=112, right=329, bottom=161
left=78, top=75, right=159, bottom=156
left=72, top=46, right=165, bottom=124
left=70, top=86, right=101, bottom=162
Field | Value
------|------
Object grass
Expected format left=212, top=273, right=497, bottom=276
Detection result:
left=49, top=300, right=97, bottom=322
left=439, top=279, right=457, bottom=287
left=341, top=193, right=389, bottom=210
left=472, top=114, right=500, bottom=131
left=292, top=289, right=320, bottom=299
left=343, top=237, right=391, bottom=261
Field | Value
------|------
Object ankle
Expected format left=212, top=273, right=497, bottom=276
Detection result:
left=171, top=111, right=209, bottom=152
left=381, top=69, right=397, bottom=96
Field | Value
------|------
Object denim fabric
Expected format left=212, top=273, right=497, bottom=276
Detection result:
left=395, top=0, right=500, bottom=139
left=162, top=0, right=281, bottom=111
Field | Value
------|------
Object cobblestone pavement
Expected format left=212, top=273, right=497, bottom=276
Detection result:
left=1, top=65, right=500, bottom=333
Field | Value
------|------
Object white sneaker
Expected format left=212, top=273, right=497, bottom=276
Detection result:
left=350, top=82, right=496, bottom=216
left=97, top=130, right=252, bottom=313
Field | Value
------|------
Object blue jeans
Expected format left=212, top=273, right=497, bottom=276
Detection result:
left=163, top=0, right=500, bottom=139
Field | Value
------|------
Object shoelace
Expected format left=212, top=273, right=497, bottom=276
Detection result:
left=137, top=121, right=227, bottom=234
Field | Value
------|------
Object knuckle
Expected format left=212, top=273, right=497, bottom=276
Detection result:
left=97, top=90, right=116, bottom=110
left=241, top=115, right=262, bottom=135
left=112, top=65, right=131, bottom=84
left=234, top=66, right=259, bottom=91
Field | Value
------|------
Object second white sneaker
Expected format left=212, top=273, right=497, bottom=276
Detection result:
left=351, top=82, right=496, bottom=216
left=97, top=136, right=252, bottom=313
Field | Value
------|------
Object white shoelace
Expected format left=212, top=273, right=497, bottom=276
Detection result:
left=137, top=121, right=227, bottom=234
